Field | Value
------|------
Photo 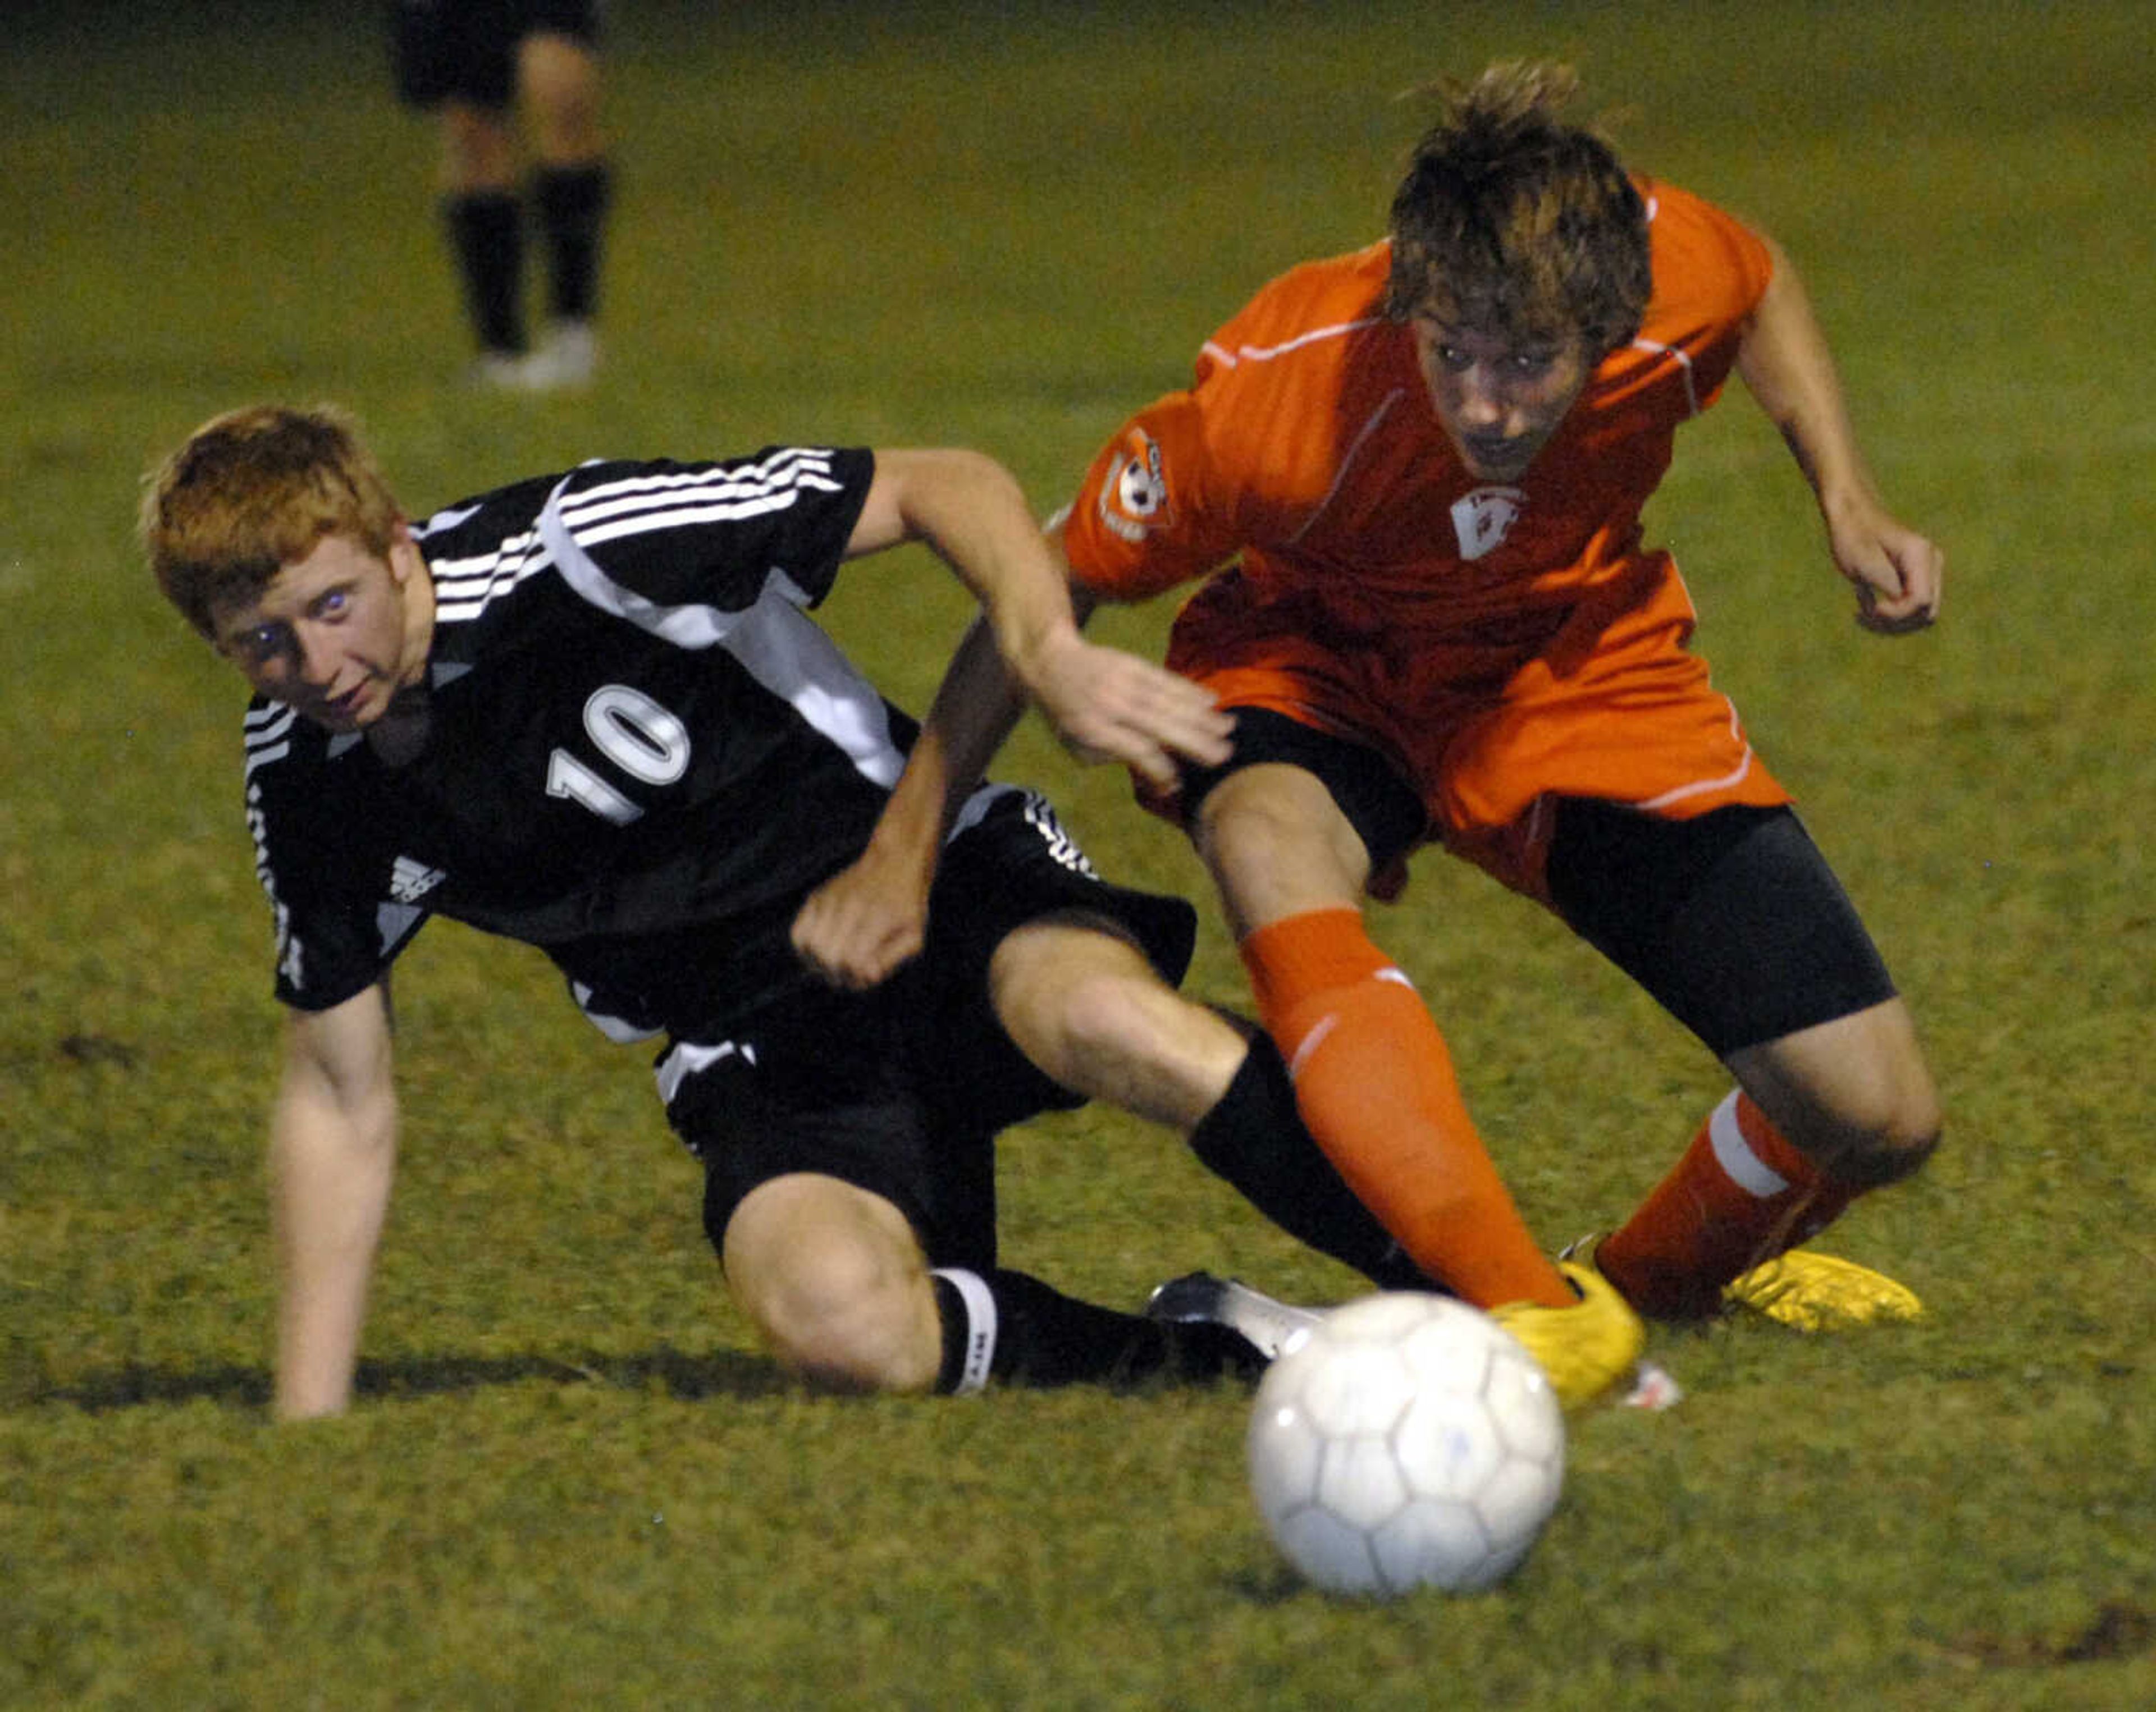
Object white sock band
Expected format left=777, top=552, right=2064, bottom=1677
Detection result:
left=1709, top=1090, right=1790, bottom=1199
left=930, top=1267, right=998, bottom=1395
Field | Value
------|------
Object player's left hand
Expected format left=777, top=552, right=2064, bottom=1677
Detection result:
left=1828, top=498, right=1944, bottom=635
left=1018, top=629, right=1232, bottom=789
left=791, top=839, right=933, bottom=991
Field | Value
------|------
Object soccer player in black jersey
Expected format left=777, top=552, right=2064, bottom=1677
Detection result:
left=141, top=404, right=1411, bottom=1420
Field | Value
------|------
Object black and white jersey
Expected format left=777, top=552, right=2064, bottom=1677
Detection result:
left=243, top=445, right=912, bottom=1038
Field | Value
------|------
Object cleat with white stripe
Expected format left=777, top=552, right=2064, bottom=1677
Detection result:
left=1145, top=1272, right=1326, bottom=1362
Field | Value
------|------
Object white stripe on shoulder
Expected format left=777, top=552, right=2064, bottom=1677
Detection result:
left=413, top=501, right=483, bottom=539
left=538, top=473, right=815, bottom=647
left=566, top=499, right=816, bottom=552
left=1202, top=315, right=1386, bottom=370
left=431, top=534, right=551, bottom=623
left=556, top=452, right=841, bottom=533
left=556, top=462, right=842, bottom=551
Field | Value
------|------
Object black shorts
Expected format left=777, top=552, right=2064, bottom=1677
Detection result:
left=1545, top=798, right=1897, bottom=1058
left=1181, top=709, right=1893, bottom=1059
left=391, top=0, right=603, bottom=109
left=657, top=786, right=1196, bottom=1271
left=1177, top=706, right=1428, bottom=873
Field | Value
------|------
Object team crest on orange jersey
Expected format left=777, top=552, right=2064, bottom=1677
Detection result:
left=1450, top=486, right=1527, bottom=561
left=1097, top=428, right=1174, bottom=543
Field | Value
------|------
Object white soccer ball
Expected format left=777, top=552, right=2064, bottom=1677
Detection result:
left=1246, top=1292, right=1565, bottom=1596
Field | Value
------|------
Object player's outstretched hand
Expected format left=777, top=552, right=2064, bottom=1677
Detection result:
left=792, top=839, right=933, bottom=991
left=1828, top=497, right=1944, bottom=635
left=1019, top=629, right=1232, bottom=789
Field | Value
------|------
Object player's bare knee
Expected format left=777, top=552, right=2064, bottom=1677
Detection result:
left=1200, top=768, right=1358, bottom=880
left=723, top=1178, right=939, bottom=1391
left=1807, top=1078, right=1941, bottom=1190
left=1833, top=1090, right=1941, bottom=1189
left=746, top=1243, right=934, bottom=1391
left=1194, top=767, right=1376, bottom=933
left=1857, top=1045, right=1941, bottom=1174
left=788, top=1285, right=931, bottom=1391
left=1737, top=1003, right=1940, bottom=1190
left=440, top=103, right=518, bottom=190
left=1836, top=1129, right=1938, bottom=1190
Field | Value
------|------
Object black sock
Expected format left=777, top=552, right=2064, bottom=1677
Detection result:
left=532, top=162, right=611, bottom=323
left=1189, top=1037, right=1433, bottom=1292
left=443, top=190, right=526, bottom=354
left=930, top=1267, right=1259, bottom=1393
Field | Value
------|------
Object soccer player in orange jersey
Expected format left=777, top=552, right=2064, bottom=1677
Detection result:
left=803, top=63, right=1942, bottom=1406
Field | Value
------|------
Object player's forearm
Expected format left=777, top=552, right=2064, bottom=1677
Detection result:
left=917, top=613, right=1029, bottom=811
left=892, top=450, right=1085, bottom=690
left=268, top=1073, right=396, bottom=1420
left=1735, top=244, right=1881, bottom=518
left=862, top=612, right=1027, bottom=892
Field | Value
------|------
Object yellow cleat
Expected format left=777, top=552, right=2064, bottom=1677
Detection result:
left=1722, top=1248, right=1924, bottom=1331
left=1491, top=1260, right=1646, bottom=1411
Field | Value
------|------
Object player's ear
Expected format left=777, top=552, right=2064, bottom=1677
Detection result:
left=386, top=520, right=423, bottom=586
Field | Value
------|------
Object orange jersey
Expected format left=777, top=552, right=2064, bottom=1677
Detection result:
left=1062, top=178, right=1793, bottom=892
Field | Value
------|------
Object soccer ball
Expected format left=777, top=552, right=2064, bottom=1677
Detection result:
left=1246, top=1292, right=1565, bottom=1596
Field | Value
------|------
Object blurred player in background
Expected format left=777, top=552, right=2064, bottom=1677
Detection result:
left=815, top=62, right=1943, bottom=1408
left=141, top=404, right=1377, bottom=1418
left=392, top=1, right=611, bottom=388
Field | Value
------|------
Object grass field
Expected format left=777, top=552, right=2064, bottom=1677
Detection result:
left=4, top=2, right=2152, bottom=1706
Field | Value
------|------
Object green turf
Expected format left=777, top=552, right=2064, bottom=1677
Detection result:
left=4, top=2, right=2152, bottom=1706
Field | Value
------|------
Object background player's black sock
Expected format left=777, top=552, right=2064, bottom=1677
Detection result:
left=1189, top=1037, right=1434, bottom=1292
left=930, top=1268, right=1259, bottom=1392
left=532, top=162, right=611, bottom=323
left=443, top=190, right=526, bottom=354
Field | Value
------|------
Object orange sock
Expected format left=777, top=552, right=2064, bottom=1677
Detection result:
left=1597, top=1090, right=1858, bottom=1318
left=1240, top=909, right=1571, bottom=1310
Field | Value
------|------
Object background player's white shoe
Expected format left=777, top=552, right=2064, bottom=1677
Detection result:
left=521, top=319, right=599, bottom=390
left=469, top=350, right=532, bottom=391
left=468, top=323, right=599, bottom=393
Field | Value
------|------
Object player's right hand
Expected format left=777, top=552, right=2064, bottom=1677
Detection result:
left=791, top=841, right=933, bottom=991
left=1827, top=498, right=1944, bottom=635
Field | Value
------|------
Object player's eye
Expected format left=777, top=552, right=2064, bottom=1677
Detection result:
left=313, top=588, right=350, bottom=619
left=236, top=624, right=289, bottom=664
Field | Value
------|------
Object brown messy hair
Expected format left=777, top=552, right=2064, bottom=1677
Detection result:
left=140, top=403, right=403, bottom=640
left=1386, top=62, right=1651, bottom=356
